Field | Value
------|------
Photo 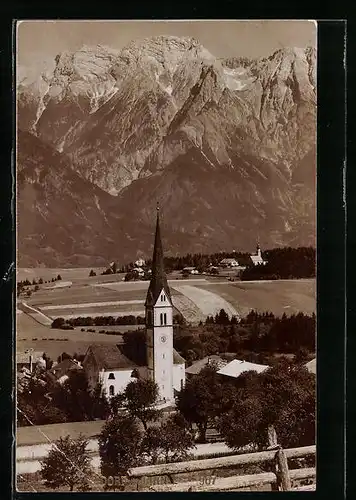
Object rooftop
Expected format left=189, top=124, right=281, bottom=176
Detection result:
left=49, top=358, right=82, bottom=380
left=185, top=355, right=227, bottom=375
left=173, top=349, right=185, bottom=365
left=218, top=359, right=269, bottom=378
left=86, top=344, right=138, bottom=370
left=305, top=358, right=316, bottom=374
left=16, top=350, right=44, bottom=364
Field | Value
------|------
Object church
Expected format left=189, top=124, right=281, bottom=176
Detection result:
left=83, top=205, right=186, bottom=404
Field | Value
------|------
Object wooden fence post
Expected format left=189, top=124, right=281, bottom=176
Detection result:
left=268, top=425, right=292, bottom=491
left=267, top=425, right=278, bottom=449
left=276, top=449, right=292, bottom=491
left=267, top=425, right=279, bottom=491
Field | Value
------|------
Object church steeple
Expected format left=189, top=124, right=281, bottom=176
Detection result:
left=145, top=203, right=171, bottom=306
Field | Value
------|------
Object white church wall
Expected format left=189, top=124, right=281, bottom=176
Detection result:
left=100, top=369, right=134, bottom=398
left=173, top=363, right=185, bottom=392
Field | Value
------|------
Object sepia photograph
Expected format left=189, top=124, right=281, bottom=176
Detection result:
left=16, top=19, right=317, bottom=492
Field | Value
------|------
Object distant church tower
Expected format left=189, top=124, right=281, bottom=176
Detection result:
left=256, top=242, right=261, bottom=259
left=145, top=204, right=174, bottom=403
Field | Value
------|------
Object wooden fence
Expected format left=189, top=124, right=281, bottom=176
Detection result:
left=125, top=443, right=316, bottom=492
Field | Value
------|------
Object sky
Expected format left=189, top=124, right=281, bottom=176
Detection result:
left=17, top=20, right=316, bottom=68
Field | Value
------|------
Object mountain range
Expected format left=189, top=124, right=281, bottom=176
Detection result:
left=17, top=36, right=316, bottom=267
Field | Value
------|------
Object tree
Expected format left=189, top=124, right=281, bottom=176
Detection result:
left=89, top=269, right=96, bottom=277
left=120, top=379, right=161, bottom=430
left=160, top=414, right=196, bottom=462
left=92, top=383, right=110, bottom=420
left=53, top=371, right=93, bottom=422
left=176, top=365, right=225, bottom=442
left=294, top=347, right=310, bottom=364
left=57, top=352, right=71, bottom=363
left=139, top=414, right=195, bottom=465
left=42, top=352, right=53, bottom=370
left=40, top=434, right=93, bottom=491
left=218, top=364, right=316, bottom=450
left=57, top=274, right=62, bottom=281
left=99, top=415, right=143, bottom=478
left=52, top=317, right=66, bottom=329
left=124, top=271, right=136, bottom=282
left=215, top=309, right=230, bottom=325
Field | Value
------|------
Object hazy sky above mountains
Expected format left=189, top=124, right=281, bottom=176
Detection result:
left=17, top=20, right=316, bottom=67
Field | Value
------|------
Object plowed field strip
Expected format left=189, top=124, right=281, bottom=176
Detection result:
left=40, top=300, right=144, bottom=310
left=172, top=285, right=239, bottom=318
left=172, top=295, right=205, bottom=324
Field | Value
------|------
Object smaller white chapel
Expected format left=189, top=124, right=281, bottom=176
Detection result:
left=83, top=205, right=186, bottom=404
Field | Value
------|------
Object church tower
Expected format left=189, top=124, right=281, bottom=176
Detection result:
left=145, top=204, right=174, bottom=403
left=256, top=242, right=261, bottom=258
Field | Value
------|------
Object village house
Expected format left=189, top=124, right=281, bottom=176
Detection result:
left=132, top=266, right=145, bottom=277
left=46, top=358, right=83, bottom=385
left=305, top=358, right=316, bottom=375
left=217, top=359, right=269, bottom=379
left=135, top=258, right=146, bottom=268
left=83, top=204, right=186, bottom=402
left=249, top=243, right=267, bottom=266
left=16, top=350, right=45, bottom=373
left=185, top=355, right=229, bottom=379
left=182, top=267, right=199, bottom=275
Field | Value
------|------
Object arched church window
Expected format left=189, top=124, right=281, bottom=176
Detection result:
left=109, top=385, right=115, bottom=396
left=160, top=313, right=163, bottom=325
left=164, top=313, right=167, bottom=325
left=108, top=373, right=115, bottom=380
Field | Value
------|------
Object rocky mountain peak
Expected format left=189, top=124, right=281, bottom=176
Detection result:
left=17, top=39, right=316, bottom=265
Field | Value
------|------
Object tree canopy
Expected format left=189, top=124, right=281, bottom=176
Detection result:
left=99, top=415, right=143, bottom=477
left=218, top=364, right=316, bottom=450
left=176, top=364, right=230, bottom=442
left=40, top=434, right=93, bottom=491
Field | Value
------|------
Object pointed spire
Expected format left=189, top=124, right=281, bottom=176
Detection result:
left=152, top=202, right=164, bottom=281
left=145, top=203, right=171, bottom=306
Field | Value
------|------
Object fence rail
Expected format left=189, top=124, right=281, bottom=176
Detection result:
left=127, top=443, right=316, bottom=492
left=146, top=467, right=316, bottom=492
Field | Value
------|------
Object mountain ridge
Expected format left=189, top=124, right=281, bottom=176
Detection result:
left=17, top=37, right=316, bottom=266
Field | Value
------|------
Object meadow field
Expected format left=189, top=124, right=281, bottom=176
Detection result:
left=17, top=268, right=315, bottom=360
left=19, top=270, right=316, bottom=323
